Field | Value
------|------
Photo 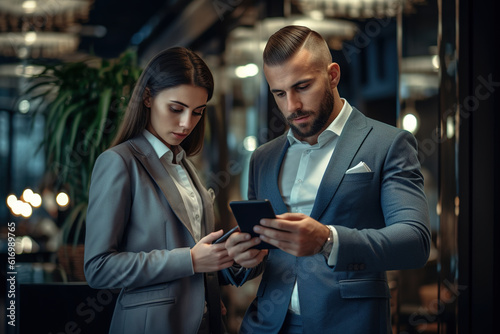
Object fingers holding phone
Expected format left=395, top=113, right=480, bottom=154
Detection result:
left=255, top=213, right=331, bottom=257
left=225, top=231, right=268, bottom=268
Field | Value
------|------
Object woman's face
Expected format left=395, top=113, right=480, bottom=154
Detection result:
left=146, top=84, right=208, bottom=149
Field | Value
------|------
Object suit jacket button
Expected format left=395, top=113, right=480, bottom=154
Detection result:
left=353, top=264, right=360, bottom=271
left=359, top=264, right=366, bottom=270
left=348, top=264, right=354, bottom=271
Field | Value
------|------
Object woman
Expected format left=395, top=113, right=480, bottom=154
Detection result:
left=84, top=47, right=233, bottom=334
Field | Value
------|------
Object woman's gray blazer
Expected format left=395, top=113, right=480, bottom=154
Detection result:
left=84, top=134, right=219, bottom=334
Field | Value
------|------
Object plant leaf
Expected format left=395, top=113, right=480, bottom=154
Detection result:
left=61, top=202, right=87, bottom=245
left=72, top=204, right=87, bottom=248
left=45, top=91, right=69, bottom=127
left=94, top=88, right=113, bottom=145
left=52, top=100, right=86, bottom=167
left=60, top=112, right=84, bottom=185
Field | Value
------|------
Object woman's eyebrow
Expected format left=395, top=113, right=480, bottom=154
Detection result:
left=170, top=100, right=207, bottom=110
left=170, top=100, right=188, bottom=107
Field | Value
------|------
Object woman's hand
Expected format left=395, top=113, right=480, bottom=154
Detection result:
left=191, top=230, right=235, bottom=273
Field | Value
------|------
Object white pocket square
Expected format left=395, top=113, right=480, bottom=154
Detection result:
left=345, top=161, right=372, bottom=174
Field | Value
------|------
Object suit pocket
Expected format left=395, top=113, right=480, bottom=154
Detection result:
left=339, top=279, right=389, bottom=299
left=120, top=283, right=175, bottom=309
left=342, top=171, right=374, bottom=183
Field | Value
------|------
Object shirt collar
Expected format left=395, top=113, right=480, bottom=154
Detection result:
left=142, top=129, right=185, bottom=163
left=286, top=98, right=353, bottom=147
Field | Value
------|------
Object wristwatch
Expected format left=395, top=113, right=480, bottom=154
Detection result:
left=320, top=226, right=334, bottom=258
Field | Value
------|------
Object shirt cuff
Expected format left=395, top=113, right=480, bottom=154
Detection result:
left=326, top=225, right=339, bottom=267
left=221, top=265, right=251, bottom=287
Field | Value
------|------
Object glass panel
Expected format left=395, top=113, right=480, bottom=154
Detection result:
left=436, top=0, right=459, bottom=332
left=0, top=110, right=10, bottom=222
left=11, top=113, right=45, bottom=195
left=398, top=0, right=461, bottom=332
left=224, top=27, right=265, bottom=202
left=397, top=1, right=442, bottom=333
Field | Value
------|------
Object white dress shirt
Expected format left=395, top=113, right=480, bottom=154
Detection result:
left=143, top=130, right=204, bottom=242
left=279, top=98, right=353, bottom=314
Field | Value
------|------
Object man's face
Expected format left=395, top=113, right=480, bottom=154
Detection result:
left=264, top=48, right=335, bottom=144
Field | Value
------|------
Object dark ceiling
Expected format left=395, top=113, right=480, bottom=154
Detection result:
left=78, top=0, right=189, bottom=59
left=77, top=0, right=263, bottom=62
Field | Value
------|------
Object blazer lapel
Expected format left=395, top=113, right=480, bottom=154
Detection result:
left=310, top=108, right=373, bottom=220
left=128, top=135, right=194, bottom=237
left=264, top=136, right=290, bottom=214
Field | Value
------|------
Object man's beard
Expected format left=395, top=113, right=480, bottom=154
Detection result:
left=285, top=88, right=335, bottom=140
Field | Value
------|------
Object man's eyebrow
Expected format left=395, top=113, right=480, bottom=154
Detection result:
left=292, top=79, right=313, bottom=88
left=170, top=100, right=207, bottom=109
left=270, top=79, right=313, bottom=93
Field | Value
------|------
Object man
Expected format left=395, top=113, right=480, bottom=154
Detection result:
left=225, top=25, right=431, bottom=334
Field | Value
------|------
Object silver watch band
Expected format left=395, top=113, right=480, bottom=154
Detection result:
left=320, top=226, right=334, bottom=257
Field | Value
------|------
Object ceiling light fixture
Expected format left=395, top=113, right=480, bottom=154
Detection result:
left=0, top=0, right=94, bottom=58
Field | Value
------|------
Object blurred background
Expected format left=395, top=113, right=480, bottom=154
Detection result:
left=0, top=0, right=498, bottom=333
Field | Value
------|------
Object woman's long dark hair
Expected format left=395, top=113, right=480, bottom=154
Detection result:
left=110, top=47, right=214, bottom=156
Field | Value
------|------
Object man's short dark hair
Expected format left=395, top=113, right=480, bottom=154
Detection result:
left=263, top=25, right=330, bottom=67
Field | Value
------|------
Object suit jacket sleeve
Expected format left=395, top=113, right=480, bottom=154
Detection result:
left=84, top=149, right=194, bottom=289
left=333, top=130, right=431, bottom=271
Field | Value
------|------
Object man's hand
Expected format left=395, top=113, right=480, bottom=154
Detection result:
left=225, top=232, right=268, bottom=268
left=191, top=230, right=235, bottom=273
left=254, top=212, right=330, bottom=257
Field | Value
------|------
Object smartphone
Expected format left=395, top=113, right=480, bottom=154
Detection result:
left=213, top=225, right=239, bottom=244
left=229, top=199, right=277, bottom=249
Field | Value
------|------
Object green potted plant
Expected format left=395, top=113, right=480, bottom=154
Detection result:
left=27, top=50, right=142, bottom=280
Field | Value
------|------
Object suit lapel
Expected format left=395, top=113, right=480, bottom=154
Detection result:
left=128, top=135, right=194, bottom=237
left=310, top=108, right=372, bottom=220
left=264, top=136, right=290, bottom=214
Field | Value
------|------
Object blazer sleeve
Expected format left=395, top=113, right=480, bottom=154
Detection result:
left=84, top=149, right=194, bottom=289
left=334, top=130, right=431, bottom=271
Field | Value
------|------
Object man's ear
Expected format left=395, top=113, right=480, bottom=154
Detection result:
left=327, top=63, right=341, bottom=88
left=143, top=87, right=152, bottom=108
